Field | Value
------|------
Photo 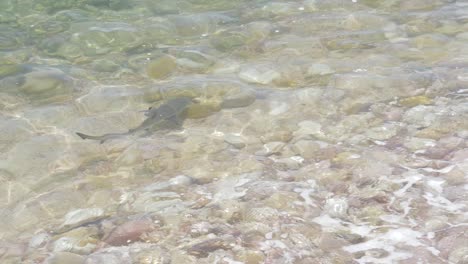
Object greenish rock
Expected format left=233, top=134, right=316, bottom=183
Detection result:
left=18, top=69, right=74, bottom=104
left=146, top=55, right=177, bottom=79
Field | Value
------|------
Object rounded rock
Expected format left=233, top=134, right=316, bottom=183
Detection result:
left=146, top=55, right=177, bottom=79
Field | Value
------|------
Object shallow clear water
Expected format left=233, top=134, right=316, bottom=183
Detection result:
left=0, top=0, right=467, bottom=263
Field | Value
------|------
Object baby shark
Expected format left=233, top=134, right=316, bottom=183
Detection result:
left=76, top=97, right=194, bottom=143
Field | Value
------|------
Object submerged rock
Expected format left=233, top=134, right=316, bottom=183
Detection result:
left=146, top=55, right=177, bottom=79
left=1, top=68, right=74, bottom=104
left=58, top=208, right=106, bottom=233
left=103, top=217, right=155, bottom=246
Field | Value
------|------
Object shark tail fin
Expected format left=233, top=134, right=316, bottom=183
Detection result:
left=76, top=132, right=89, bottom=140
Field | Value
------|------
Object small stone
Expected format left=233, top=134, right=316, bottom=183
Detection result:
left=365, top=123, right=399, bottom=141
left=168, top=175, right=194, bottom=188
left=103, top=218, right=155, bottom=246
left=402, top=105, right=437, bottom=128
left=274, top=156, right=304, bottom=170
left=291, top=140, right=321, bottom=159
left=53, top=226, right=99, bottom=254
left=422, top=146, right=450, bottom=159
left=224, top=134, right=246, bottom=149
left=187, top=238, right=232, bottom=258
left=324, top=197, right=349, bottom=219
left=59, top=208, right=105, bottom=233
left=255, top=141, right=285, bottom=156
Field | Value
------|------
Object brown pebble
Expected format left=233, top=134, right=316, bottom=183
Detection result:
left=422, top=146, right=450, bottom=159
left=187, top=238, right=232, bottom=258
left=103, top=218, right=154, bottom=246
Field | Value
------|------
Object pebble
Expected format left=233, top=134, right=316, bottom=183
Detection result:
left=365, top=123, right=399, bottom=141
left=103, top=218, right=154, bottom=246
left=255, top=141, right=285, bottom=156
left=59, top=208, right=105, bottom=233
left=146, top=55, right=177, bottom=79
left=324, top=197, right=349, bottom=219
left=224, top=134, right=246, bottom=149
left=291, top=140, right=321, bottom=159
